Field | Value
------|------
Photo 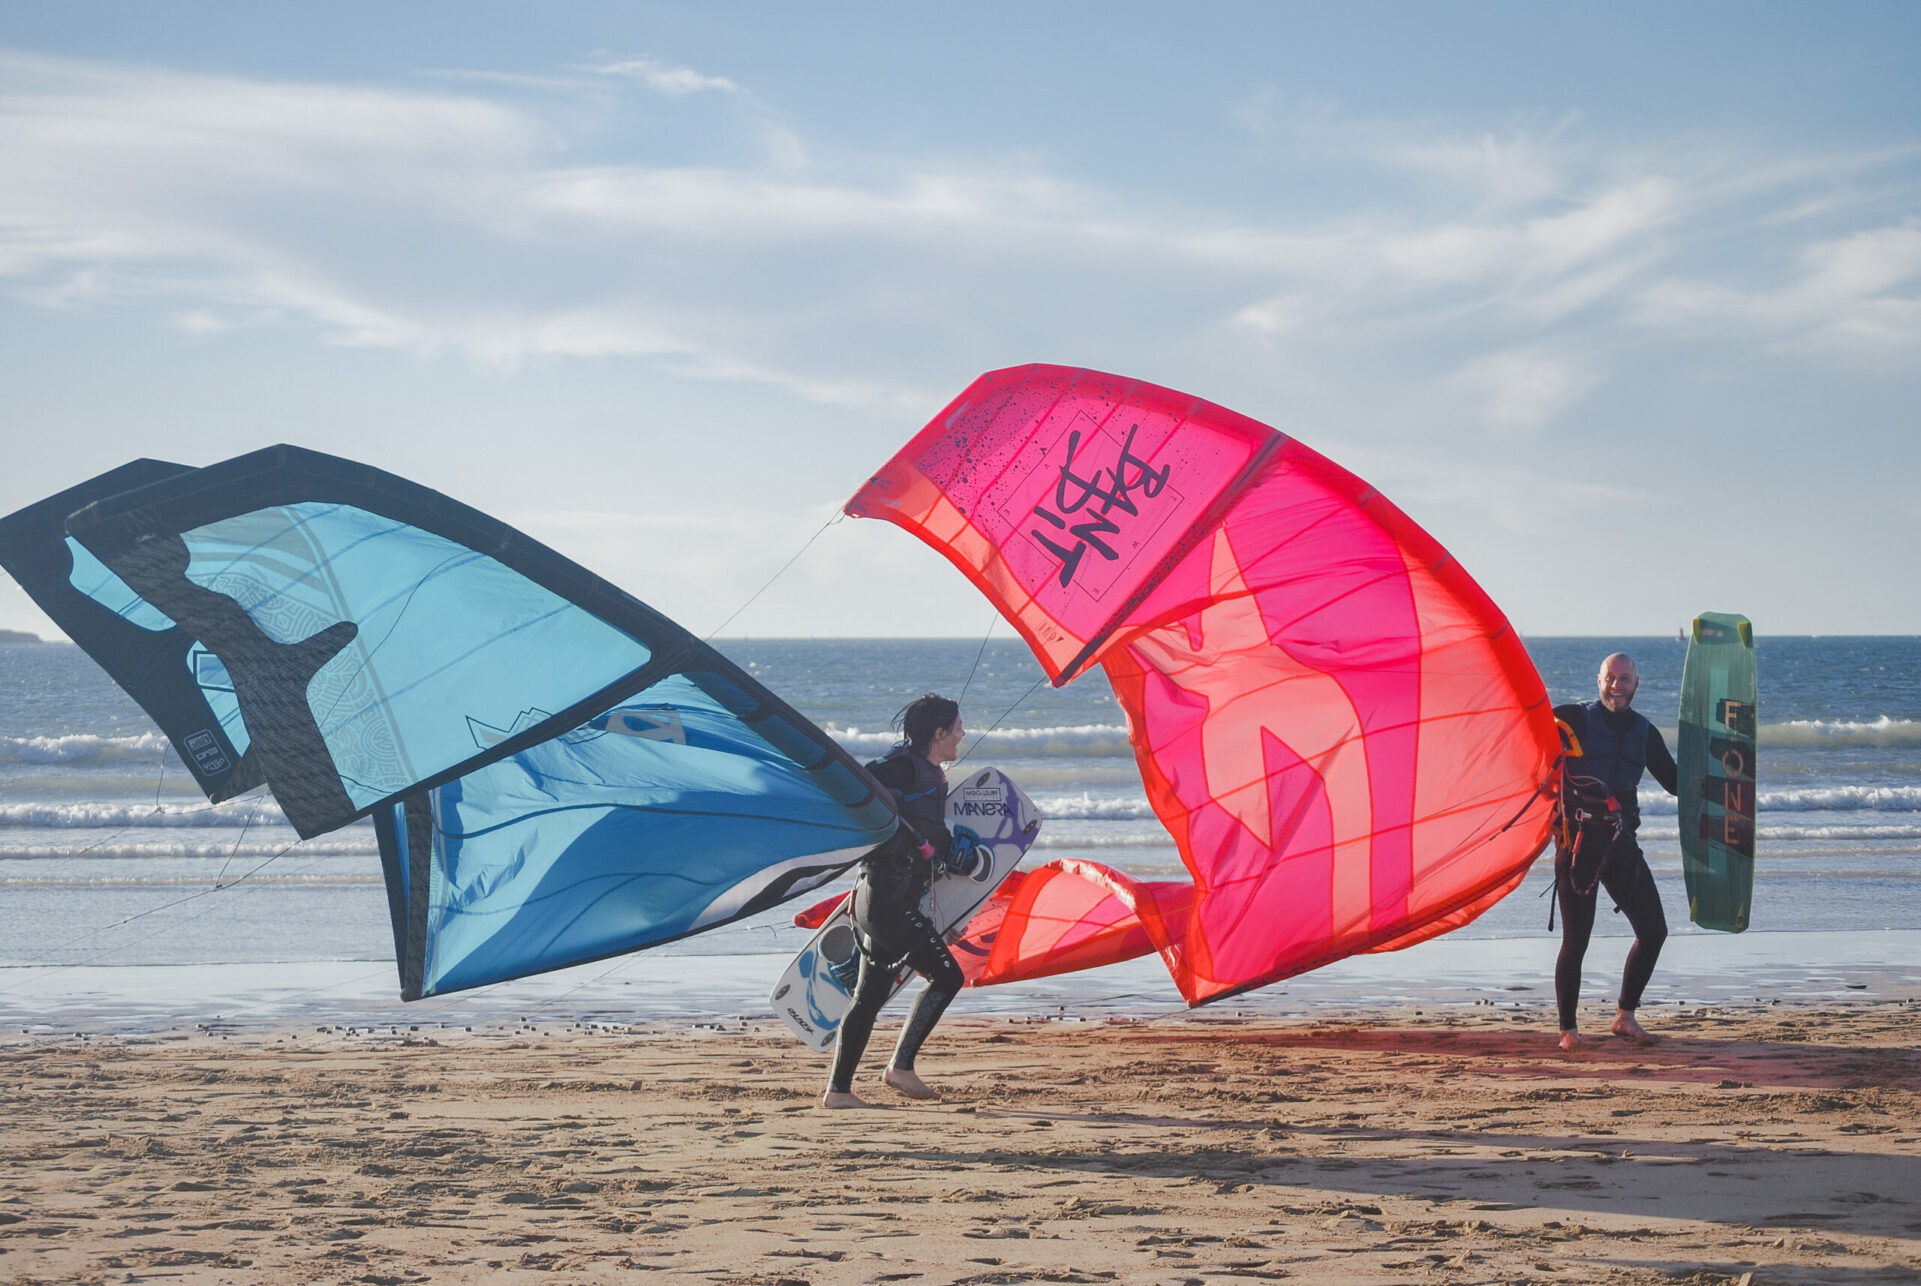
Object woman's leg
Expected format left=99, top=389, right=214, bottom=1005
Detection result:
left=825, top=952, right=897, bottom=1099
left=884, top=911, right=965, bottom=1095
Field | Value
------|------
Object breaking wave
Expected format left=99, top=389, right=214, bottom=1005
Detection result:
left=0, top=837, right=377, bottom=861
left=0, top=800, right=293, bottom=829
left=1033, top=831, right=1174, bottom=849
left=1756, top=785, right=1921, bottom=812
left=1762, top=717, right=1921, bottom=748
left=829, top=723, right=1135, bottom=759
left=1033, top=792, right=1157, bottom=821
left=0, top=871, right=383, bottom=888
left=1757, top=824, right=1921, bottom=842
left=0, top=732, right=172, bottom=764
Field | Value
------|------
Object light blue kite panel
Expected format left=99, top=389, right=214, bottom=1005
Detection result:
left=413, top=672, right=892, bottom=997
left=178, top=501, right=652, bottom=809
left=66, top=537, right=176, bottom=632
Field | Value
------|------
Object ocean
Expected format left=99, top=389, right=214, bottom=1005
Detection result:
left=3, top=635, right=1918, bottom=1033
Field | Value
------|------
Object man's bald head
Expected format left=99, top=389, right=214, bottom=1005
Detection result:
left=1598, top=653, right=1639, bottom=712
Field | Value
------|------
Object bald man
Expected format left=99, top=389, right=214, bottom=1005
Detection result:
left=1550, top=653, right=1678, bottom=1051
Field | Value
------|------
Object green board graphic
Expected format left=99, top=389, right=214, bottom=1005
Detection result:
left=1678, top=612, right=1757, bottom=932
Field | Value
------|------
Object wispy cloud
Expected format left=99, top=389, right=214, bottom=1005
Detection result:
left=1637, top=219, right=1921, bottom=364
left=592, top=56, right=741, bottom=97
left=1448, top=345, right=1601, bottom=436
left=0, top=46, right=1914, bottom=428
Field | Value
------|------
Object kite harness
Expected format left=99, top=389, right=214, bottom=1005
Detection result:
left=1550, top=702, right=1652, bottom=929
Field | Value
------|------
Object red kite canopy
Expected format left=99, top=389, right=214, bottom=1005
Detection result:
left=847, top=365, right=1558, bottom=1005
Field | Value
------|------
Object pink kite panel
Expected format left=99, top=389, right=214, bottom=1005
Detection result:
left=850, top=366, right=1559, bottom=1005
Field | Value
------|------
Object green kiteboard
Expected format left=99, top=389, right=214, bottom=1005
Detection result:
left=1678, top=612, right=1757, bottom=932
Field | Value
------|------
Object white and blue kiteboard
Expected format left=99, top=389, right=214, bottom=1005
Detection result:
left=770, top=767, right=1041, bottom=1051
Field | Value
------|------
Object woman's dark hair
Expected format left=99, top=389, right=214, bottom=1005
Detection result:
left=895, top=693, right=960, bottom=756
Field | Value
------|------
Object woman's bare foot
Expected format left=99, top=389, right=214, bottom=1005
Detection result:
left=1558, top=1029, right=1585, bottom=1052
left=821, top=1090, right=877, bottom=1109
left=1611, top=1010, right=1656, bottom=1044
left=883, top=1066, right=939, bottom=1100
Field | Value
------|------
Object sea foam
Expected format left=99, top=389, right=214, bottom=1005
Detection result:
left=0, top=800, right=293, bottom=830
left=1762, top=717, right=1921, bottom=748
left=830, top=723, right=1135, bottom=758
left=0, top=732, right=172, bottom=764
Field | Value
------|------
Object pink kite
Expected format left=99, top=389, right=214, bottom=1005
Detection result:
left=847, top=365, right=1559, bottom=1005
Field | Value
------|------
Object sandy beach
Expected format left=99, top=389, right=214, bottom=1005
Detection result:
left=4, top=1002, right=1917, bottom=1286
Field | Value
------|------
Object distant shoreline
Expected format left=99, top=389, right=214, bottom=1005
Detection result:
left=0, top=629, right=44, bottom=644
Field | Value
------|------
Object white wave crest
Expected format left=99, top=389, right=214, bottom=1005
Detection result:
left=1762, top=717, right=1921, bottom=748
left=1758, top=824, right=1921, bottom=841
left=0, top=838, right=378, bottom=861
left=0, top=732, right=172, bottom=764
left=0, top=800, right=293, bottom=829
left=1032, top=831, right=1174, bottom=849
left=828, top=723, right=1135, bottom=759
left=0, top=872, right=383, bottom=888
left=1033, top=792, right=1157, bottom=821
left=1757, top=785, right=1921, bottom=812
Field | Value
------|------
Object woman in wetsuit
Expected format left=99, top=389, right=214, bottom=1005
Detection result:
left=822, top=694, right=968, bottom=1108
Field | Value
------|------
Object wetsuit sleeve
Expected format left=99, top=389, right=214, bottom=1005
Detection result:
left=1644, top=724, right=1678, bottom=796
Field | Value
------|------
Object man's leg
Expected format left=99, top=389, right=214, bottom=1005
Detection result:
left=1604, top=846, right=1668, bottom=1043
left=1555, top=849, right=1600, bottom=1049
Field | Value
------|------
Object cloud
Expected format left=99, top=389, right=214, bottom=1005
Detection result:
left=1235, top=90, right=1576, bottom=210
left=1636, top=219, right=1921, bottom=363
left=1349, top=448, right=1640, bottom=539
left=0, top=44, right=1915, bottom=429
left=1447, top=346, right=1600, bottom=436
left=505, top=505, right=856, bottom=635
left=592, top=56, right=741, bottom=97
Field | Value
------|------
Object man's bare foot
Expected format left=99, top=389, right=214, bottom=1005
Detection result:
left=1558, top=1029, right=1585, bottom=1052
left=821, top=1090, right=878, bottom=1109
left=1611, top=1010, right=1656, bottom=1044
left=883, top=1066, right=939, bottom=1100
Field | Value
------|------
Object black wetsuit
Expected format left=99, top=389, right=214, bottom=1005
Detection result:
left=1553, top=701, right=1679, bottom=1032
left=827, top=748, right=965, bottom=1094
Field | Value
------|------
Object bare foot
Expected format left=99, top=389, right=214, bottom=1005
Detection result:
left=821, top=1090, right=878, bottom=1109
left=883, top=1066, right=940, bottom=1100
left=1611, top=1010, right=1657, bottom=1044
left=1558, top=1029, right=1585, bottom=1052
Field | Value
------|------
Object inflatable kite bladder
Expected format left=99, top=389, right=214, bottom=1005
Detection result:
left=847, top=364, right=1560, bottom=1006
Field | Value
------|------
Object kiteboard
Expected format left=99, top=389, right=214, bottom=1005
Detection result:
left=770, top=767, right=1041, bottom=1050
left=1678, top=612, right=1757, bottom=933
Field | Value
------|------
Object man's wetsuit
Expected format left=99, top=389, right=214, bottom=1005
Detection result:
left=826, top=747, right=965, bottom=1094
left=1553, top=700, right=1679, bottom=1032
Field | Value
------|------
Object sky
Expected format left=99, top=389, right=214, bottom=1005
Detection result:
left=2, top=1, right=1917, bottom=641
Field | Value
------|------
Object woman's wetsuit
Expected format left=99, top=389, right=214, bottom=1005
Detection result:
left=826, top=747, right=965, bottom=1094
left=1553, top=700, right=1679, bottom=1032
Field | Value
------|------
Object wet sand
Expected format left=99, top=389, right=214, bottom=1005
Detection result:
left=3, top=1003, right=1918, bottom=1285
